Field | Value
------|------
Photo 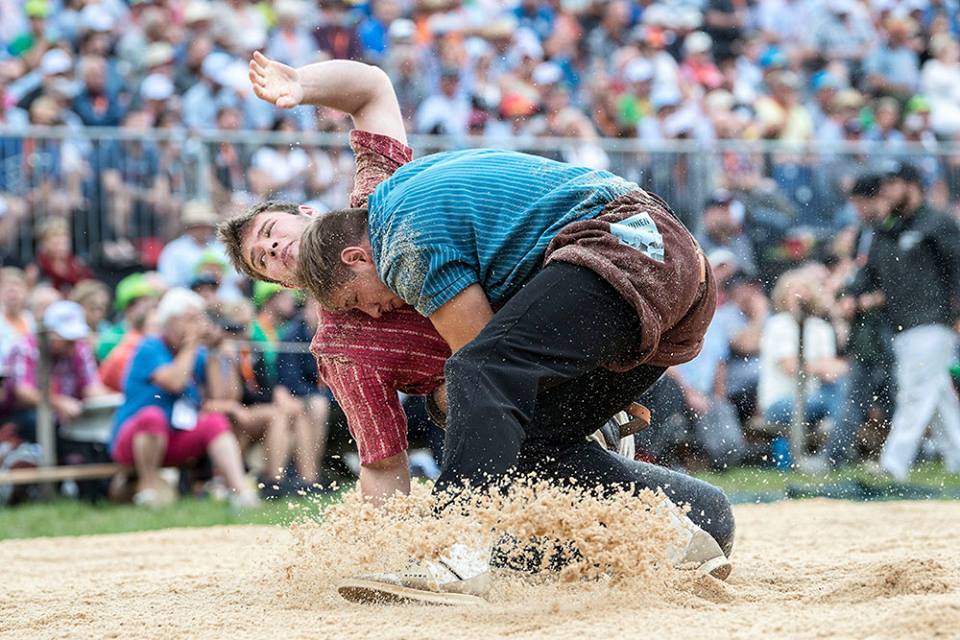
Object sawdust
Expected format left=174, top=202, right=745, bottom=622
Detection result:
left=3, top=499, right=960, bottom=640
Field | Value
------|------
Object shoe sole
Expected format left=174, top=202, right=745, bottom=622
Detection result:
left=337, top=578, right=487, bottom=607
left=698, top=556, right=732, bottom=581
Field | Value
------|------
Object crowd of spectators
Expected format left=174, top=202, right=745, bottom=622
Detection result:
left=2, top=0, right=960, bottom=267
left=1, top=0, right=960, bottom=505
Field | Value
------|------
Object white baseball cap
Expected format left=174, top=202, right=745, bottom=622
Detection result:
left=624, top=58, right=654, bottom=83
left=141, top=73, right=174, bottom=101
left=44, top=301, right=89, bottom=341
left=41, top=49, right=73, bottom=77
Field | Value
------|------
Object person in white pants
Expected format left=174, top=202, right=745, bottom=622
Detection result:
left=880, top=324, right=960, bottom=480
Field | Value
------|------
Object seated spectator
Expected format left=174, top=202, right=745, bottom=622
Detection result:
left=110, top=289, right=258, bottom=509
left=414, top=67, right=470, bottom=139
left=722, top=270, right=769, bottom=427
left=189, top=250, right=237, bottom=304
left=697, top=190, right=758, bottom=276
left=921, top=33, right=960, bottom=137
left=248, top=117, right=312, bottom=202
left=758, top=268, right=849, bottom=453
left=864, top=16, right=920, bottom=98
left=73, top=54, right=124, bottom=127
left=99, top=274, right=162, bottom=391
left=3, top=300, right=112, bottom=441
left=265, top=0, right=315, bottom=68
left=28, top=284, right=62, bottom=322
left=209, top=106, right=256, bottom=211
left=156, top=200, right=225, bottom=290
left=69, top=279, right=111, bottom=352
left=0, top=268, right=35, bottom=367
left=679, top=31, right=724, bottom=92
left=276, top=296, right=331, bottom=488
left=31, top=218, right=93, bottom=295
left=203, top=298, right=310, bottom=497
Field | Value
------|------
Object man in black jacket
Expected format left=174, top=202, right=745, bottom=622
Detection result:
left=828, top=174, right=896, bottom=468
left=849, top=162, right=960, bottom=480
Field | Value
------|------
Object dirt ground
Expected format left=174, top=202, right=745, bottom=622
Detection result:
left=2, top=499, right=959, bottom=640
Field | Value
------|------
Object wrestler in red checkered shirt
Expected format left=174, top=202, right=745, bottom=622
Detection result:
left=218, top=58, right=451, bottom=501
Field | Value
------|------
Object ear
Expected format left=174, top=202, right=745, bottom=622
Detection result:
left=340, top=245, right=370, bottom=269
left=298, top=205, right=318, bottom=218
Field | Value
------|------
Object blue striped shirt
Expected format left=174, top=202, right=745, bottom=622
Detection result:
left=367, top=149, right=638, bottom=316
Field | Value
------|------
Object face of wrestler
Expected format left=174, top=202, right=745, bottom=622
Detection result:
left=329, top=246, right=404, bottom=318
left=241, top=206, right=319, bottom=286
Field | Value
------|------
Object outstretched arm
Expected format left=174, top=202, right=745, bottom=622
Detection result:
left=248, top=51, right=406, bottom=144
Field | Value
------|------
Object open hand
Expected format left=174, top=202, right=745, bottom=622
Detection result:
left=249, top=51, right=303, bottom=109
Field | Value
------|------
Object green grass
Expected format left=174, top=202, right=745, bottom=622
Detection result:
left=0, top=494, right=335, bottom=541
left=697, top=461, right=960, bottom=499
left=2, top=464, right=958, bottom=541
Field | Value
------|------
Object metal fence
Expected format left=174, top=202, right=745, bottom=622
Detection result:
left=2, top=125, right=959, bottom=270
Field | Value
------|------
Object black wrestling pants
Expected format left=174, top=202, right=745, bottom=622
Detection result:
left=436, top=262, right=734, bottom=552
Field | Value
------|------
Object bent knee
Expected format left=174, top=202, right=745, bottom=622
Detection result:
left=699, top=484, right=736, bottom=557
left=196, top=412, right=231, bottom=440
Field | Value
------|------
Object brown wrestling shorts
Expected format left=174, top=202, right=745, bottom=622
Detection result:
left=544, top=189, right=717, bottom=371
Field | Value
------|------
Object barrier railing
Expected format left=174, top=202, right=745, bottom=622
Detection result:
left=1, top=125, right=959, bottom=267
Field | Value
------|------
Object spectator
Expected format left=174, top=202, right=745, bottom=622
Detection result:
left=755, top=71, right=813, bottom=144
left=921, top=33, right=960, bottom=137
left=109, top=288, right=258, bottom=508
left=248, top=117, right=313, bottom=202
left=266, top=0, right=318, bottom=68
left=69, top=279, right=111, bottom=338
left=704, top=0, right=748, bottom=61
left=866, top=97, right=906, bottom=144
left=97, top=273, right=162, bottom=362
left=758, top=269, right=849, bottom=459
left=358, top=0, right=403, bottom=62
left=181, top=51, right=232, bottom=130
left=679, top=31, right=724, bottom=93
left=826, top=174, right=896, bottom=468
left=204, top=298, right=309, bottom=497
left=209, top=106, right=256, bottom=211
left=313, top=0, right=363, bottom=62
left=864, top=17, right=921, bottom=98
left=28, top=284, right=61, bottom=322
left=276, top=296, right=331, bottom=488
left=4, top=301, right=112, bottom=439
left=586, top=0, right=632, bottom=64
left=31, top=218, right=94, bottom=295
left=849, top=162, right=960, bottom=480
left=414, top=67, right=470, bottom=138
left=697, top=190, right=758, bottom=277
left=0, top=268, right=35, bottom=367
left=73, top=54, right=125, bottom=127
left=156, top=200, right=226, bottom=290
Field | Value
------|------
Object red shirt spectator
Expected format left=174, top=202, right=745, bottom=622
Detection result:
left=310, top=130, right=450, bottom=465
left=33, top=219, right=94, bottom=294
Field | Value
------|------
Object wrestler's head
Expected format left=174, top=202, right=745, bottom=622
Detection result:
left=296, top=207, right=403, bottom=318
left=218, top=200, right=321, bottom=287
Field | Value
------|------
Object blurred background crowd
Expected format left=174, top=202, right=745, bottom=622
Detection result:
left=1, top=0, right=959, bottom=506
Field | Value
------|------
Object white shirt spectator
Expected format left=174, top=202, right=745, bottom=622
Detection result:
left=250, top=146, right=311, bottom=202
left=921, top=57, right=960, bottom=137
left=157, top=235, right=240, bottom=300
left=758, top=313, right=837, bottom=412
left=414, top=93, right=471, bottom=138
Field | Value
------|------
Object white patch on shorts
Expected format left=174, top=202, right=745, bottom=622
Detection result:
left=609, top=212, right=665, bottom=262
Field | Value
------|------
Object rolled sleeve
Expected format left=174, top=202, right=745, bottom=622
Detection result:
left=349, top=130, right=413, bottom=209
left=320, top=358, right=408, bottom=465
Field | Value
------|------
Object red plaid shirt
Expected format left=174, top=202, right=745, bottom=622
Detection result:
left=310, top=131, right=451, bottom=465
left=5, top=335, right=100, bottom=400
